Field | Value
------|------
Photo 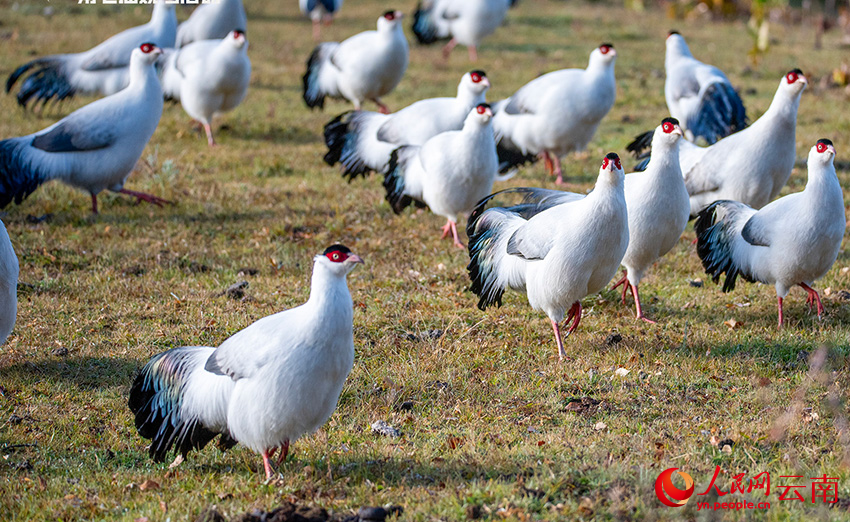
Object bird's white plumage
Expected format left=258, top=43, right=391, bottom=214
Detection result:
left=681, top=71, right=807, bottom=216
left=417, top=0, right=509, bottom=47
left=304, top=12, right=409, bottom=111
left=0, top=221, right=18, bottom=347
left=161, top=31, right=251, bottom=140
left=299, top=0, right=343, bottom=22
left=176, top=0, right=247, bottom=48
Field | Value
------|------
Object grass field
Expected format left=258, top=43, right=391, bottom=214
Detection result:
left=1, top=0, right=850, bottom=520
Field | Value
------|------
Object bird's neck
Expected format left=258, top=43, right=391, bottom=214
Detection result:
left=307, top=267, right=353, bottom=318
left=803, top=164, right=842, bottom=204
left=150, top=3, right=173, bottom=25
left=593, top=170, right=624, bottom=195
left=457, top=88, right=484, bottom=108
left=647, top=142, right=680, bottom=177
left=665, top=41, right=692, bottom=64
left=762, top=89, right=801, bottom=124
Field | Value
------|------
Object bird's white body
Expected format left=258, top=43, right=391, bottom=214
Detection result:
left=681, top=72, right=806, bottom=216
left=493, top=46, right=617, bottom=180
left=622, top=124, right=689, bottom=286
left=664, top=33, right=746, bottom=143
left=161, top=32, right=251, bottom=128
left=0, top=221, right=18, bottom=347
left=324, top=71, right=489, bottom=177
left=7, top=2, right=175, bottom=105
left=0, top=46, right=164, bottom=208
left=303, top=13, right=409, bottom=111
left=176, top=0, right=247, bottom=48
left=420, top=0, right=509, bottom=47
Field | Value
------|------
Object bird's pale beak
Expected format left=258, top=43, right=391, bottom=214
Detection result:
left=482, top=77, right=491, bottom=89
left=153, top=46, right=163, bottom=56
left=347, top=254, right=365, bottom=265
left=827, top=144, right=836, bottom=156
left=799, top=75, right=808, bottom=84
left=673, top=125, right=683, bottom=136
left=394, top=10, right=404, bottom=19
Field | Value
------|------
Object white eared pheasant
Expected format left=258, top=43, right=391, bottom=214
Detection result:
left=5, top=2, right=176, bottom=109
left=303, top=11, right=409, bottom=113
left=467, top=153, right=629, bottom=359
left=0, top=221, right=18, bottom=347
left=663, top=31, right=747, bottom=144
left=492, top=44, right=618, bottom=184
left=161, top=30, right=251, bottom=146
left=611, top=118, right=689, bottom=323
left=629, top=69, right=807, bottom=217
left=323, top=70, right=490, bottom=180
left=176, top=0, right=248, bottom=48
left=411, top=0, right=511, bottom=61
left=129, top=245, right=363, bottom=479
left=695, top=140, right=845, bottom=327
left=0, top=44, right=168, bottom=214
left=382, top=104, right=499, bottom=248
left=300, top=0, right=344, bottom=41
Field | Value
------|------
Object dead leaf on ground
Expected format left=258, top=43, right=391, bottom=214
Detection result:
left=139, top=479, right=160, bottom=491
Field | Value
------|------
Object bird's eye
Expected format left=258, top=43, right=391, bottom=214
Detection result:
left=471, top=73, right=481, bottom=83
left=477, top=105, right=487, bottom=114
left=383, top=11, right=395, bottom=20
left=663, top=122, right=673, bottom=133
left=602, top=158, right=610, bottom=169
left=614, top=158, right=622, bottom=170
left=333, top=253, right=340, bottom=260
left=817, top=142, right=827, bottom=153
left=600, top=45, right=610, bottom=54
left=786, top=71, right=799, bottom=84
left=140, top=43, right=154, bottom=53
left=233, top=30, right=243, bottom=38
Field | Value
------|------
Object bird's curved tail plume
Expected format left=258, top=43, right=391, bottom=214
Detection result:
left=129, top=347, right=235, bottom=462
left=0, top=138, right=48, bottom=209
left=382, top=146, right=425, bottom=214
left=625, top=129, right=654, bottom=171
left=302, top=43, right=335, bottom=110
left=496, top=141, right=537, bottom=174
left=694, top=200, right=759, bottom=292
left=688, top=82, right=747, bottom=145
left=323, top=112, right=381, bottom=181
left=412, top=2, right=441, bottom=45
left=6, top=58, right=75, bottom=109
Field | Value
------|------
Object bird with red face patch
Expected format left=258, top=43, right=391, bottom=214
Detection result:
left=610, top=118, right=689, bottom=323
left=6, top=2, right=176, bottom=109
left=130, top=245, right=364, bottom=479
left=0, top=43, right=168, bottom=214
left=628, top=69, right=808, bottom=217
left=382, top=104, right=500, bottom=249
left=492, top=44, right=618, bottom=184
left=324, top=70, right=491, bottom=180
left=467, top=153, right=629, bottom=360
left=695, top=140, right=845, bottom=328
left=161, top=30, right=251, bottom=146
left=303, top=11, right=409, bottom=113
left=411, top=0, right=511, bottom=61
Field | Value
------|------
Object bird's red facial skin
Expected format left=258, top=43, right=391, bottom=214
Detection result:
left=603, top=156, right=622, bottom=170
left=140, top=43, right=154, bottom=54
left=476, top=105, right=487, bottom=115
left=471, top=72, right=482, bottom=83
left=600, top=45, right=611, bottom=54
left=384, top=12, right=395, bottom=20
left=233, top=30, right=244, bottom=39
left=662, top=122, right=675, bottom=134
left=817, top=142, right=829, bottom=154
left=786, top=71, right=799, bottom=84
left=326, top=250, right=350, bottom=263
left=614, top=157, right=622, bottom=170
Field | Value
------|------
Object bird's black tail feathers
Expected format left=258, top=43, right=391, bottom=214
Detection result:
left=0, top=138, right=47, bottom=209
left=625, top=129, right=654, bottom=171
left=382, top=147, right=425, bottom=214
left=129, top=347, right=234, bottom=463
left=323, top=111, right=375, bottom=181
left=694, top=200, right=758, bottom=293
left=467, top=192, right=510, bottom=310
left=496, top=141, right=537, bottom=174
left=302, top=45, right=330, bottom=110
left=688, top=82, right=747, bottom=145
left=412, top=2, right=442, bottom=45
left=6, top=58, right=75, bottom=109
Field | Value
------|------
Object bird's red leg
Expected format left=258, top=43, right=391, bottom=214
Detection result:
left=449, top=221, right=465, bottom=249
left=440, top=220, right=453, bottom=239
left=90, top=194, right=99, bottom=214
left=261, top=449, right=274, bottom=479
left=777, top=296, right=784, bottom=329
left=539, top=152, right=554, bottom=176
left=277, top=439, right=290, bottom=466
left=550, top=319, right=566, bottom=361
left=799, top=283, right=824, bottom=317
left=312, top=20, right=321, bottom=41
left=203, top=123, right=216, bottom=147
left=610, top=271, right=628, bottom=305
left=442, top=38, right=457, bottom=59
left=468, top=45, right=478, bottom=62
left=118, top=188, right=173, bottom=208
left=553, top=158, right=564, bottom=185
left=267, top=447, right=277, bottom=459
left=631, top=283, right=657, bottom=324
left=565, top=301, right=582, bottom=336
left=372, top=98, right=390, bottom=114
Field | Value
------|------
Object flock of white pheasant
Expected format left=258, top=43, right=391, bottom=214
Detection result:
left=0, top=0, right=845, bottom=480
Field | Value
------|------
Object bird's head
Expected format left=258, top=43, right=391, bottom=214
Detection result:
left=467, top=103, right=493, bottom=125
left=654, top=117, right=683, bottom=146
left=809, top=138, right=836, bottom=167
left=378, top=10, right=404, bottom=31
left=315, top=245, right=365, bottom=277
left=781, top=68, right=807, bottom=95
left=600, top=152, right=624, bottom=177
left=134, top=42, right=163, bottom=65
left=590, top=43, right=617, bottom=66
left=461, top=70, right=491, bottom=95
left=228, top=29, right=248, bottom=49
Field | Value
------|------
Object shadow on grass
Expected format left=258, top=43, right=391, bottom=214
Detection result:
left=0, top=356, right=142, bottom=390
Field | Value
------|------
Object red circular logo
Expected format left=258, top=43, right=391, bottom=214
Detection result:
left=655, top=468, right=695, bottom=507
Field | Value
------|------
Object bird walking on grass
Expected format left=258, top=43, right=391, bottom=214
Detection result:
left=0, top=221, right=18, bottom=347
left=467, top=153, right=629, bottom=359
left=382, top=104, right=499, bottom=249
left=176, top=0, right=247, bottom=48
left=161, top=30, right=251, bottom=146
left=492, top=44, right=618, bottom=184
left=611, top=118, right=689, bottom=323
left=303, top=11, right=409, bottom=113
left=628, top=69, right=807, bottom=217
left=129, top=245, right=364, bottom=479
left=0, top=44, right=169, bottom=214
left=323, top=70, right=490, bottom=180
left=300, top=0, right=344, bottom=41
left=6, top=2, right=176, bottom=109
left=695, top=140, right=845, bottom=328
left=411, top=0, right=511, bottom=61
